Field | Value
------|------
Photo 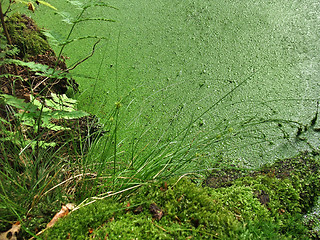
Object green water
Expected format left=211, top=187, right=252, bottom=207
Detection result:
left=31, top=0, right=320, bottom=166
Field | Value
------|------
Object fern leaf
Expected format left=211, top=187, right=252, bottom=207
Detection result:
left=55, top=11, right=74, bottom=25
left=26, top=139, right=57, bottom=150
left=51, top=110, right=89, bottom=120
left=2, top=59, right=70, bottom=79
left=0, top=94, right=38, bottom=112
left=66, top=0, right=84, bottom=9
left=42, top=30, right=65, bottom=46
left=84, top=1, right=118, bottom=10
left=3, top=59, right=50, bottom=72
left=42, top=123, right=70, bottom=131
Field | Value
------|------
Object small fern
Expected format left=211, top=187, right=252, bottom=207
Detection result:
left=1, top=58, right=71, bottom=79
left=0, top=93, right=89, bottom=148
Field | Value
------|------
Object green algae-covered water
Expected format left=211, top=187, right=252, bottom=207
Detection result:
left=32, top=0, right=320, bottom=167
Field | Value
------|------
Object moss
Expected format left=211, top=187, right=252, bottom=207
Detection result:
left=43, top=200, right=122, bottom=239
left=42, top=153, right=320, bottom=239
left=42, top=178, right=307, bottom=239
left=4, top=13, right=52, bottom=58
left=206, top=152, right=320, bottom=213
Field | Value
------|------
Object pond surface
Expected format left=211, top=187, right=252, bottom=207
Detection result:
left=33, top=0, right=320, bottom=167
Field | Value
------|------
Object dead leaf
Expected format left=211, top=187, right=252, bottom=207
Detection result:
left=160, top=182, right=168, bottom=192
left=177, top=194, right=184, bottom=202
left=47, top=203, right=75, bottom=228
left=0, top=222, right=21, bottom=240
left=133, top=205, right=143, bottom=215
left=125, top=202, right=131, bottom=213
left=28, top=2, right=35, bottom=12
left=149, top=203, right=164, bottom=221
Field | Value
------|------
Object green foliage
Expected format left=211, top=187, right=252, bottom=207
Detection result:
left=0, top=93, right=88, bottom=148
left=11, top=0, right=57, bottom=11
left=0, top=1, right=115, bottom=237
left=232, top=175, right=301, bottom=216
left=304, top=196, right=320, bottom=238
left=2, top=1, right=318, bottom=239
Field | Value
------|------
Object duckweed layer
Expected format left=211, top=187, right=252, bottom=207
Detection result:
left=44, top=153, right=320, bottom=239
left=32, top=0, right=320, bottom=165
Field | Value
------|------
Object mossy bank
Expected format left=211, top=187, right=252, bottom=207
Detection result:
left=4, top=13, right=52, bottom=58
left=42, top=152, right=320, bottom=239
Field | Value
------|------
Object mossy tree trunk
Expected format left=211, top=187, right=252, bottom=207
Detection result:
left=0, top=2, right=18, bottom=75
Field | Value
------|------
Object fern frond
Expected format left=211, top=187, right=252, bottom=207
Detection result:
left=0, top=74, right=24, bottom=81
left=41, top=30, right=65, bottom=46
left=54, top=11, right=74, bottom=25
left=66, top=0, right=84, bottom=9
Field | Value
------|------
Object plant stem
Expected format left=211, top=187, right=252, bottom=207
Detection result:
left=57, top=7, right=86, bottom=60
left=113, top=107, right=120, bottom=187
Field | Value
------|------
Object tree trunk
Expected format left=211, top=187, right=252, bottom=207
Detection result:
left=0, top=3, right=13, bottom=45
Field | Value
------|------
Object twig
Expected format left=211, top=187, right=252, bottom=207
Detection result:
left=151, top=222, right=168, bottom=232
left=31, top=77, right=49, bottom=92
left=72, top=184, right=142, bottom=212
left=65, top=39, right=101, bottom=71
left=42, top=173, right=97, bottom=196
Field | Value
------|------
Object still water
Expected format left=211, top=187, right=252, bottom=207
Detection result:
left=33, top=0, right=320, bottom=167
